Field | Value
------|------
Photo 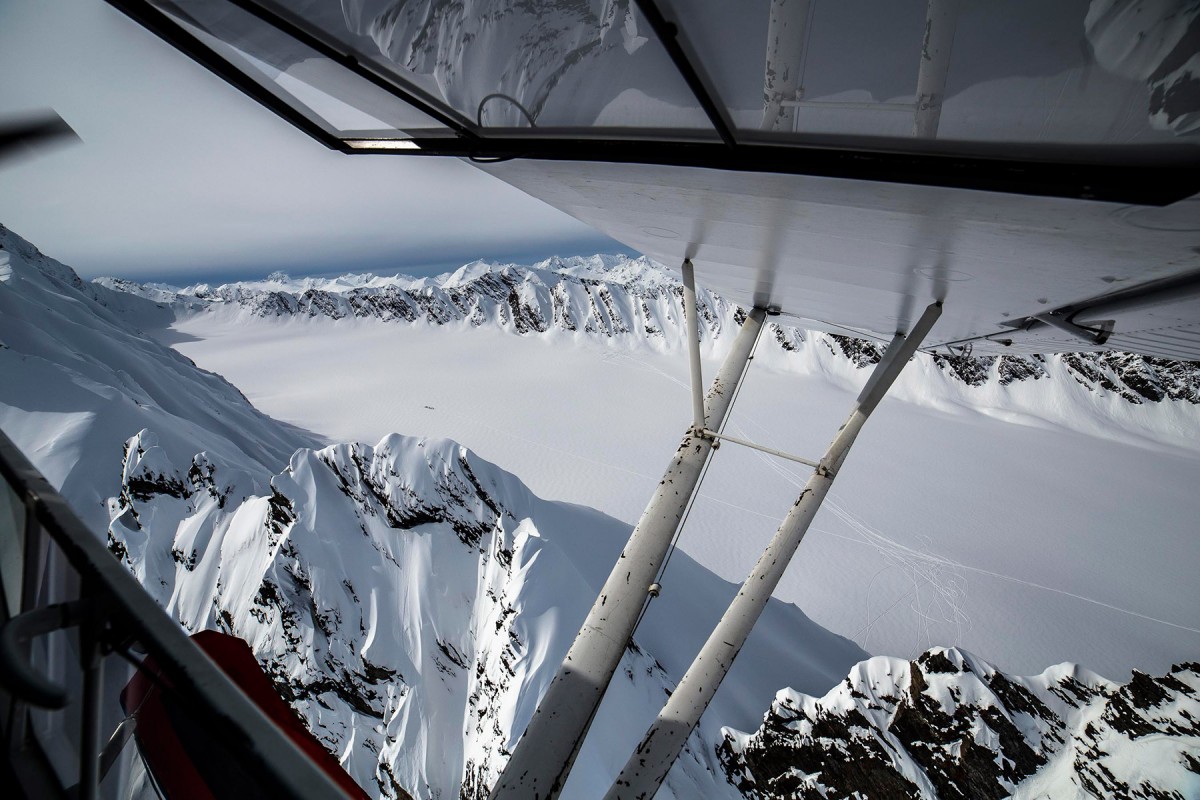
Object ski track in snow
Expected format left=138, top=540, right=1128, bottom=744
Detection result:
left=729, top=414, right=974, bottom=654
left=818, top=493, right=1200, bottom=643
left=732, top=410, right=1200, bottom=651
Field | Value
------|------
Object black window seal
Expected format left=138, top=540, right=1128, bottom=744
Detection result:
left=403, top=136, right=1198, bottom=206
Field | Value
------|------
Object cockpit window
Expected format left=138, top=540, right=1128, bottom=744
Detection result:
left=127, top=0, right=1199, bottom=163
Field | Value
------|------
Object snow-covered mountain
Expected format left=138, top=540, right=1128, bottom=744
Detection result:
left=106, top=428, right=868, bottom=799
left=103, top=255, right=1200, bottom=407
left=0, top=223, right=314, bottom=532
left=720, top=647, right=1200, bottom=799
left=4, top=222, right=1198, bottom=799
left=109, top=429, right=1200, bottom=800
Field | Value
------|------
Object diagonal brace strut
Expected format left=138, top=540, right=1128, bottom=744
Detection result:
left=490, top=294, right=768, bottom=800
left=604, top=300, right=943, bottom=799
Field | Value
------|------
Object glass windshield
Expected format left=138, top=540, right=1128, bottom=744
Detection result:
left=142, top=0, right=1199, bottom=155
left=658, top=0, right=1199, bottom=146
left=149, top=0, right=449, bottom=137
left=251, top=0, right=720, bottom=134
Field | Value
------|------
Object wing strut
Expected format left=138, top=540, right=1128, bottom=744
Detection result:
left=681, top=258, right=707, bottom=431
left=913, top=0, right=961, bottom=138
left=761, top=0, right=812, bottom=131
left=489, top=292, right=768, bottom=800
left=604, top=300, right=943, bottom=799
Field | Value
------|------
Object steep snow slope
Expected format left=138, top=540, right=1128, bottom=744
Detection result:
left=0, top=224, right=315, bottom=531
left=108, top=432, right=1200, bottom=800
left=1, top=223, right=869, bottom=798
left=137, top=259, right=1200, bottom=681
left=107, top=429, right=865, bottom=799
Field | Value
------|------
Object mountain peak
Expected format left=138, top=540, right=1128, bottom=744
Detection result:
left=89, top=252, right=1200, bottom=411
left=720, top=648, right=1198, bottom=800
left=106, top=428, right=866, bottom=799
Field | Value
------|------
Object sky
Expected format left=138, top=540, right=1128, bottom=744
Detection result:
left=0, top=0, right=633, bottom=284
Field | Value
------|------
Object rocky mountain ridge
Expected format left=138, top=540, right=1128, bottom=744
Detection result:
left=719, top=648, right=1200, bottom=800
left=101, top=255, right=1200, bottom=406
left=107, top=427, right=1200, bottom=800
left=105, top=428, right=866, bottom=800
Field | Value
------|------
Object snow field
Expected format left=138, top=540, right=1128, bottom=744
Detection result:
left=165, top=311, right=1200, bottom=681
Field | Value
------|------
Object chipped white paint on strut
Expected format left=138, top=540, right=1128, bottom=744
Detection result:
left=605, top=303, right=943, bottom=798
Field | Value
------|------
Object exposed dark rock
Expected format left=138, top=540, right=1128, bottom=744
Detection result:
left=718, top=698, right=923, bottom=799
left=917, top=649, right=961, bottom=674
left=996, top=354, right=1047, bottom=385
left=103, top=259, right=1200, bottom=405
left=931, top=353, right=995, bottom=387
left=721, top=649, right=1200, bottom=800
left=266, top=484, right=295, bottom=544
left=827, top=333, right=884, bottom=368
left=771, top=323, right=803, bottom=352
left=125, top=472, right=187, bottom=501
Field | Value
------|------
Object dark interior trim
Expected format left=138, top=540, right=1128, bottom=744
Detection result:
left=631, top=0, right=738, bottom=147
left=104, top=0, right=1200, bottom=206
left=429, top=136, right=1195, bottom=206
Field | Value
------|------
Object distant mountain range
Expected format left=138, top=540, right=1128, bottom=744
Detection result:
left=98, top=254, right=1200, bottom=406
left=3, top=222, right=1197, bottom=798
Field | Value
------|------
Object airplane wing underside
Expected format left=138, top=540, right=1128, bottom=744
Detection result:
left=478, top=158, right=1200, bottom=358
left=102, top=0, right=1200, bottom=359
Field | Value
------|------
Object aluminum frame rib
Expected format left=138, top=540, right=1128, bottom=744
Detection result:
left=489, top=303, right=767, bottom=800
left=604, top=300, right=943, bottom=799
